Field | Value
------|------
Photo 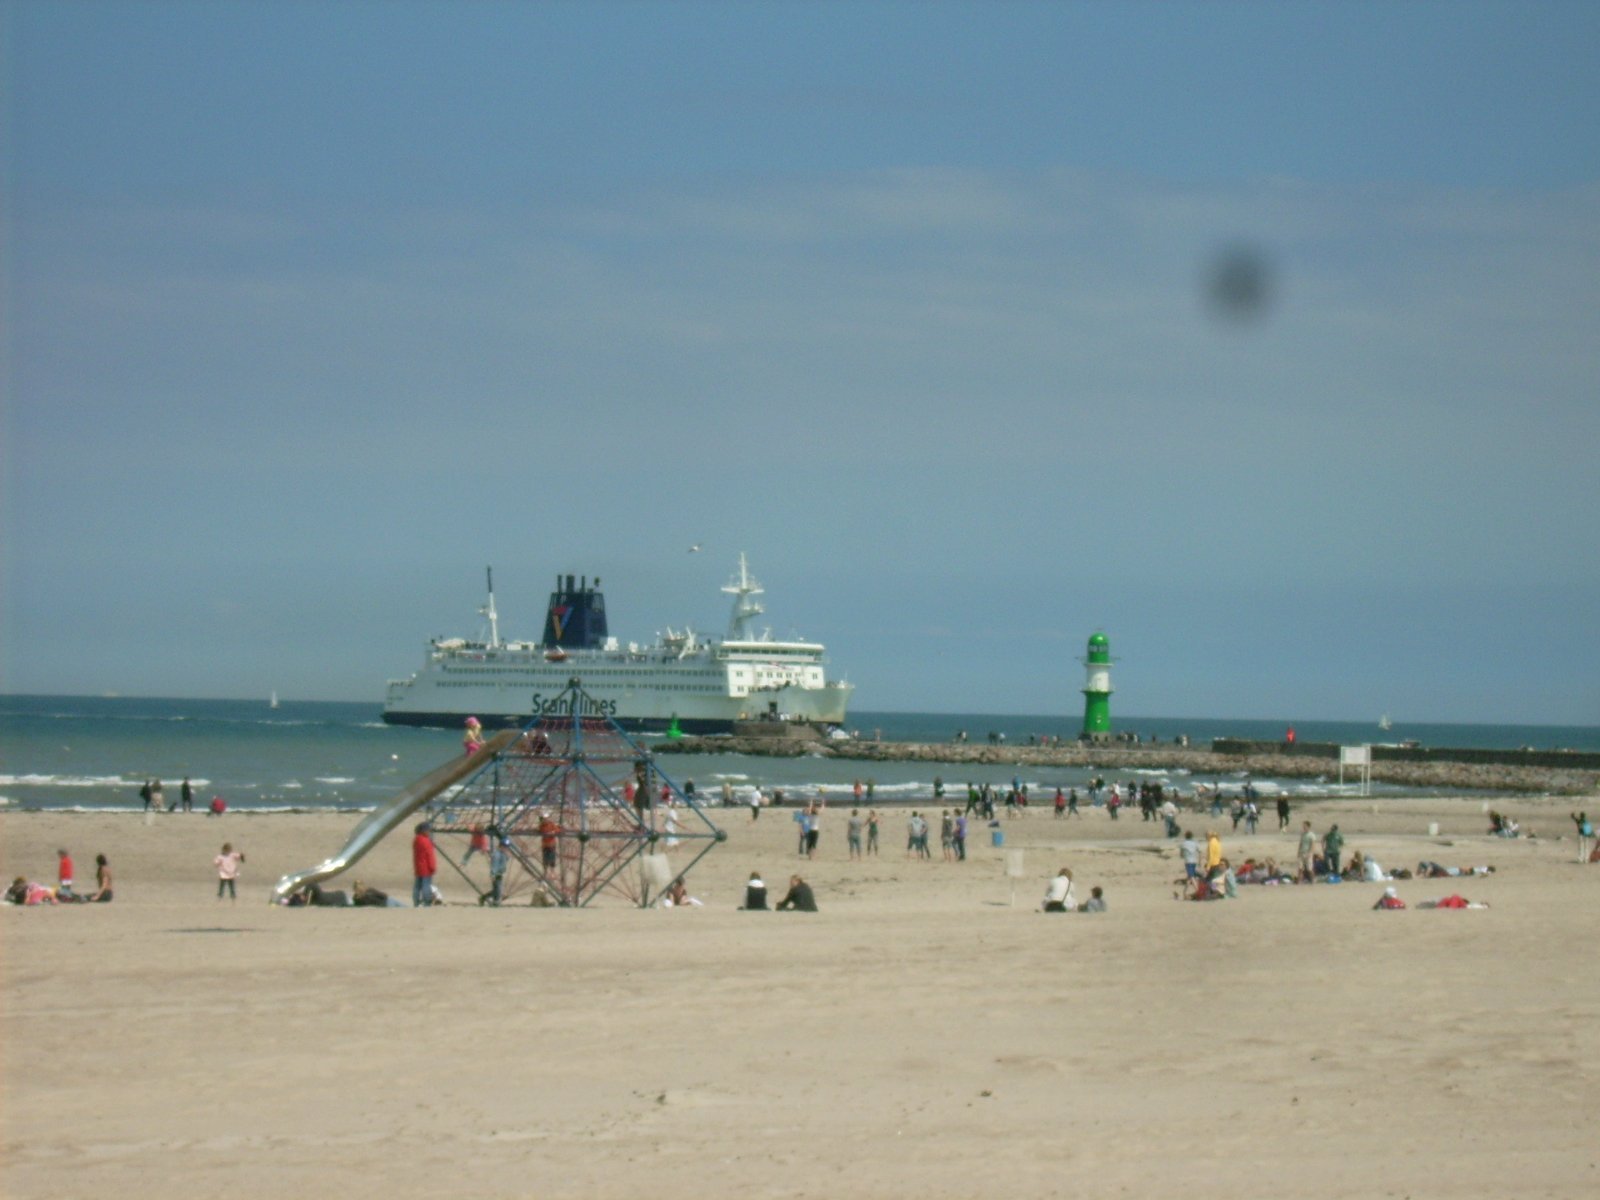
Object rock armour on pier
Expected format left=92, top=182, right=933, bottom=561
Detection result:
left=653, top=738, right=1600, bottom=795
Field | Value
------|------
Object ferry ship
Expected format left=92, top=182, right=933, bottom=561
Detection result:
left=381, top=555, right=854, bottom=733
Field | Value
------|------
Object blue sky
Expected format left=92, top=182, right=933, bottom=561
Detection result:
left=2, top=1, right=1597, bottom=723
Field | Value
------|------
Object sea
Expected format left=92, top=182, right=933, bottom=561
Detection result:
left=3, top=694, right=1596, bottom=813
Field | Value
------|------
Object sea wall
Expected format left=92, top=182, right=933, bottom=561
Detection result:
left=1212, top=738, right=1600, bottom=771
left=652, top=736, right=1600, bottom=796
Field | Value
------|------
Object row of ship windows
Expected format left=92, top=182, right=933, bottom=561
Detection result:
left=436, top=682, right=728, bottom=692
left=443, top=672, right=720, bottom=680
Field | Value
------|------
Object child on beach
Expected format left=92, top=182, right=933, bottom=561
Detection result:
left=57, top=848, right=74, bottom=899
left=462, top=823, right=490, bottom=864
left=215, top=843, right=245, bottom=902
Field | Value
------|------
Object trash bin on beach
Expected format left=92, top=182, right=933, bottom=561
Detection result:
left=991, top=829, right=1004, bottom=848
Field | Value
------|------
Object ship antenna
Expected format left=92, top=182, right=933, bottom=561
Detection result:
left=481, top=566, right=501, bottom=649
left=722, top=552, right=765, bottom=641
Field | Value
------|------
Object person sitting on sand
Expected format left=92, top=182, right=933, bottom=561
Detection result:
left=6, top=877, right=58, bottom=905
left=776, top=875, right=817, bottom=912
left=1345, top=850, right=1391, bottom=882
left=661, top=878, right=703, bottom=908
left=1373, top=886, right=1406, bottom=910
left=1081, top=886, right=1107, bottom=913
left=1214, top=858, right=1238, bottom=899
left=287, top=882, right=350, bottom=907
left=1042, top=868, right=1077, bottom=913
left=81, top=855, right=113, bottom=903
left=741, top=872, right=769, bottom=910
left=352, top=881, right=401, bottom=907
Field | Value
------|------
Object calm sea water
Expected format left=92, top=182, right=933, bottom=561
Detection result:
left=2, top=694, right=1595, bottom=812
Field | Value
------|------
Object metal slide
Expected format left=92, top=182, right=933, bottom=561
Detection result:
left=270, top=729, right=518, bottom=902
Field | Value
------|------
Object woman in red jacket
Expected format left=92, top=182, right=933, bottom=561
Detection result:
left=412, top=823, right=438, bottom=907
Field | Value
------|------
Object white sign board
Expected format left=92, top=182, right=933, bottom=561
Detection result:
left=1340, top=745, right=1371, bottom=766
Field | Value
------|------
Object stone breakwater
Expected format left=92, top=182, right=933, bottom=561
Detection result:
left=653, top=738, right=1600, bottom=796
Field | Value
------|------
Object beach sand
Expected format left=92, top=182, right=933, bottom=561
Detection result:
left=3, top=794, right=1596, bottom=1199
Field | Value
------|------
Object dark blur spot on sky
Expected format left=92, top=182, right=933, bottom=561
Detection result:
left=1204, top=244, right=1275, bottom=323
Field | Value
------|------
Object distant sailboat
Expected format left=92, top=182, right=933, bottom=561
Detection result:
left=1378, top=712, right=1392, bottom=732
left=270, top=691, right=280, bottom=709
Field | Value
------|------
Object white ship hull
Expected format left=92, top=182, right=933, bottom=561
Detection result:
left=382, top=557, right=854, bottom=733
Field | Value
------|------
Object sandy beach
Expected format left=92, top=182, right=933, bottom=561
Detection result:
left=3, top=793, right=1596, bottom=1199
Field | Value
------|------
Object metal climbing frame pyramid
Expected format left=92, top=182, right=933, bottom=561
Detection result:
left=421, top=680, right=725, bottom=907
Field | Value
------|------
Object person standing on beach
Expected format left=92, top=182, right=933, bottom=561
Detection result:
left=151, top=779, right=166, bottom=813
left=1179, top=832, right=1201, bottom=881
left=1205, top=830, right=1223, bottom=874
left=181, top=777, right=194, bottom=813
left=940, top=810, right=955, bottom=861
left=214, top=843, right=244, bottom=902
left=412, top=823, right=438, bottom=907
left=139, top=780, right=152, bottom=812
left=1323, top=824, right=1345, bottom=877
left=866, top=810, right=880, bottom=856
left=1297, top=821, right=1318, bottom=882
left=847, top=809, right=864, bottom=859
left=806, top=802, right=822, bottom=859
left=1067, top=788, right=1080, bottom=817
left=1277, top=796, right=1291, bottom=831
left=57, top=849, right=74, bottom=899
left=487, top=830, right=509, bottom=905
left=1054, top=788, right=1066, bottom=819
left=1572, top=812, right=1593, bottom=863
left=748, top=787, right=761, bottom=821
left=953, top=811, right=968, bottom=861
left=539, top=811, right=561, bottom=870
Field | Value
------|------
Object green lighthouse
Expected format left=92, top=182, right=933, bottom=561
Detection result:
left=1080, top=631, right=1114, bottom=742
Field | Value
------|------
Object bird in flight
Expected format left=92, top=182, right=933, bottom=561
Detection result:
left=688, top=544, right=702, bottom=553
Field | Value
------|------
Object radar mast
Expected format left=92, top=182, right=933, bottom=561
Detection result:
left=722, top=553, right=765, bottom=641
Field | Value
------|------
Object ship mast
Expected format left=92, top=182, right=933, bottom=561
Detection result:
left=480, top=566, right=501, bottom=649
left=722, top=553, right=765, bottom=641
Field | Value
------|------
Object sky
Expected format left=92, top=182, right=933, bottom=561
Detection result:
left=1, top=0, right=1597, bottom=724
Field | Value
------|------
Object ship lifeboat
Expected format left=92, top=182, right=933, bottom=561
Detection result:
left=545, top=649, right=568, bottom=662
